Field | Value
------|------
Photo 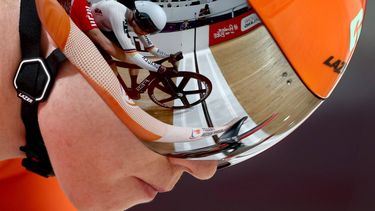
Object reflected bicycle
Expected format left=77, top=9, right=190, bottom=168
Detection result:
left=109, top=52, right=212, bottom=109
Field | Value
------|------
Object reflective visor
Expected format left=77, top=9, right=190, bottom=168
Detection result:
left=142, top=24, right=322, bottom=168
left=133, top=11, right=160, bottom=34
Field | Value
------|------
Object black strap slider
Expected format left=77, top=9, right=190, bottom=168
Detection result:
left=19, top=145, right=55, bottom=178
left=14, top=58, right=51, bottom=104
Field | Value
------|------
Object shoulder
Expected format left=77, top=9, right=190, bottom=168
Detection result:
left=71, top=0, right=88, bottom=8
left=94, top=0, right=124, bottom=7
left=92, top=0, right=127, bottom=14
left=70, top=0, right=90, bottom=14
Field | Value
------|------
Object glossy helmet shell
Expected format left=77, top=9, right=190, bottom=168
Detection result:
left=250, top=0, right=366, bottom=98
left=133, top=1, right=167, bottom=34
left=144, top=0, right=367, bottom=167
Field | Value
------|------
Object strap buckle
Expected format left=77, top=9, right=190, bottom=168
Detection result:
left=13, top=58, right=51, bottom=104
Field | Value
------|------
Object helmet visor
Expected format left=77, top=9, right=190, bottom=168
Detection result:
left=133, top=10, right=161, bottom=34
left=141, top=23, right=322, bottom=168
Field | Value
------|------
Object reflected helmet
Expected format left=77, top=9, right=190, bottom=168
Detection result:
left=133, top=1, right=167, bottom=34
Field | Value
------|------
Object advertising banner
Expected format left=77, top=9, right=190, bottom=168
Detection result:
left=209, top=10, right=261, bottom=46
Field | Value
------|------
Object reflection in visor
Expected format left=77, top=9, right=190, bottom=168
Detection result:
left=143, top=25, right=322, bottom=168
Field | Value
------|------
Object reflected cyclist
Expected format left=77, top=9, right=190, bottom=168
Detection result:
left=91, top=0, right=178, bottom=99
left=57, top=0, right=128, bottom=62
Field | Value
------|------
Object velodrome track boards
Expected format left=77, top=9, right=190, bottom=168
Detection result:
left=120, top=25, right=257, bottom=126
left=130, top=26, right=319, bottom=127
left=117, top=7, right=265, bottom=127
left=120, top=17, right=273, bottom=126
left=117, top=7, right=321, bottom=160
left=210, top=26, right=320, bottom=135
left=117, top=69, right=174, bottom=124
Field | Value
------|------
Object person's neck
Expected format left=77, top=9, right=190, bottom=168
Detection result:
left=0, top=47, right=26, bottom=161
left=126, top=10, right=133, bottom=24
left=0, top=0, right=26, bottom=161
left=0, top=138, right=25, bottom=161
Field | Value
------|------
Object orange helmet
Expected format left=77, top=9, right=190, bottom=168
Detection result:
left=249, top=0, right=366, bottom=98
left=36, top=0, right=367, bottom=168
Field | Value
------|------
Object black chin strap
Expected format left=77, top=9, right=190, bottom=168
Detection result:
left=16, top=0, right=66, bottom=177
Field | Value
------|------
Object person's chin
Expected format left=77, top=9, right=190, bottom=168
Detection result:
left=134, top=177, right=159, bottom=201
left=137, top=179, right=158, bottom=202
left=120, top=181, right=158, bottom=210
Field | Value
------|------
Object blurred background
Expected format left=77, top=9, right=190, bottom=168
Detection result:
left=131, top=1, right=374, bottom=211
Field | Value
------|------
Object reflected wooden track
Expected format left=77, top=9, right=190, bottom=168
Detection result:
left=117, top=25, right=322, bottom=134
left=117, top=68, right=174, bottom=124
left=210, top=26, right=322, bottom=134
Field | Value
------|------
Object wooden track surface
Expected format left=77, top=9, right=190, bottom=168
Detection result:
left=117, top=68, right=176, bottom=152
left=210, top=26, right=322, bottom=134
left=117, top=68, right=174, bottom=124
left=117, top=25, right=322, bottom=135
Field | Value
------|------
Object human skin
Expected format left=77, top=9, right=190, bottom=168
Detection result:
left=0, top=0, right=217, bottom=210
left=86, top=28, right=128, bottom=61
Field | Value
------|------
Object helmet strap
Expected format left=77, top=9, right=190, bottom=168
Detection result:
left=15, top=0, right=66, bottom=177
